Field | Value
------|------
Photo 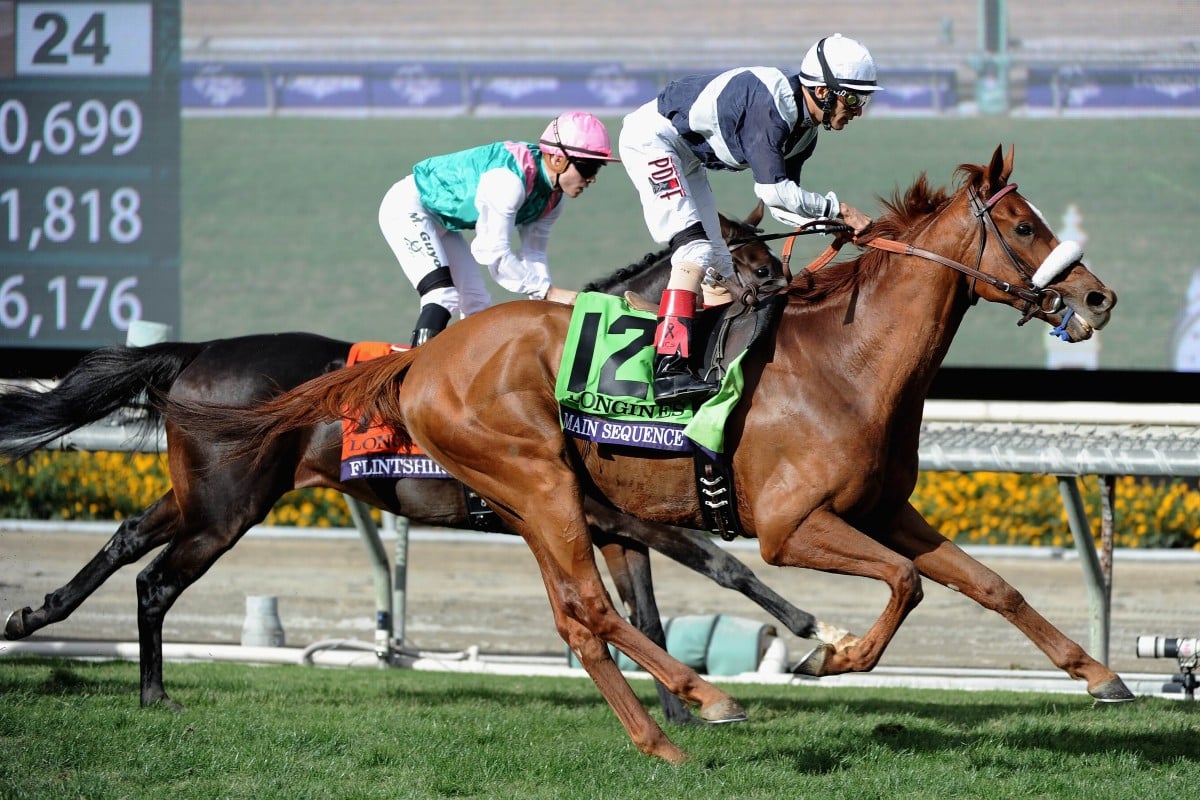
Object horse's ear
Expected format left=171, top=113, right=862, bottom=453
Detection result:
left=719, top=211, right=734, bottom=241
left=745, top=199, right=765, bottom=227
left=985, top=144, right=1015, bottom=193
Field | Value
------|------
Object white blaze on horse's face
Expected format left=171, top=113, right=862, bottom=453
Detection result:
left=1024, top=200, right=1084, bottom=289
left=1032, top=240, right=1085, bottom=289
left=1027, top=200, right=1051, bottom=230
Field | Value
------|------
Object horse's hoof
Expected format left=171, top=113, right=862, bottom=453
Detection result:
left=791, top=643, right=833, bottom=676
left=144, top=694, right=187, bottom=713
left=4, top=608, right=30, bottom=640
left=657, top=743, right=690, bottom=765
left=1089, top=677, right=1136, bottom=703
left=699, top=697, right=748, bottom=724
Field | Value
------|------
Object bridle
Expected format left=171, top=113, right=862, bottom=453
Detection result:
left=732, top=183, right=1081, bottom=334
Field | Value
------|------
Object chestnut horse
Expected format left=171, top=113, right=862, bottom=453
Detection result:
left=163, top=147, right=1129, bottom=762
left=0, top=206, right=840, bottom=725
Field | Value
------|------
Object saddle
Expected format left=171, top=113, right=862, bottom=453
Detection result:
left=625, top=278, right=789, bottom=540
left=624, top=274, right=787, bottom=387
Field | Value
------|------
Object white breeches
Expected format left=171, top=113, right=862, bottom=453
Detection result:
left=378, top=175, right=493, bottom=318
left=618, top=101, right=735, bottom=281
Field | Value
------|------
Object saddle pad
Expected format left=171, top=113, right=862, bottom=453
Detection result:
left=555, top=293, right=748, bottom=454
left=339, top=341, right=450, bottom=480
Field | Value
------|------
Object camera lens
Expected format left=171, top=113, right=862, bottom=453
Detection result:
left=1136, top=636, right=1199, bottom=659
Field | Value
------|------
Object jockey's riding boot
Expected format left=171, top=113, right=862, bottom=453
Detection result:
left=410, top=304, right=451, bottom=347
left=411, top=328, right=438, bottom=347
left=652, top=288, right=717, bottom=403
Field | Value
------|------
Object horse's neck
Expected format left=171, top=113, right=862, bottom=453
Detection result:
left=783, top=216, right=972, bottom=422
left=585, top=253, right=670, bottom=300
left=610, top=257, right=670, bottom=300
left=856, top=216, right=973, bottom=412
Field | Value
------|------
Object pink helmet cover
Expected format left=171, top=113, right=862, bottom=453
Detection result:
left=539, top=111, right=620, bottom=162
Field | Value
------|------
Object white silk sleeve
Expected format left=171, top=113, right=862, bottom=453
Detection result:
left=754, top=179, right=839, bottom=221
left=514, top=201, right=563, bottom=299
left=471, top=169, right=554, bottom=298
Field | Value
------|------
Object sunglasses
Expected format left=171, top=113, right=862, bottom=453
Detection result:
left=569, top=156, right=603, bottom=180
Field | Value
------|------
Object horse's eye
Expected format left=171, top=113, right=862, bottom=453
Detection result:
left=755, top=267, right=771, bottom=278
left=1015, top=222, right=1034, bottom=236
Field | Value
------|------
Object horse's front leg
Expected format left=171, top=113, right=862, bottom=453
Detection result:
left=588, top=505, right=830, bottom=641
left=759, top=507, right=924, bottom=676
left=888, top=502, right=1133, bottom=702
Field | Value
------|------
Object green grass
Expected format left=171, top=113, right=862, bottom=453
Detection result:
left=182, top=115, right=1200, bottom=370
left=2, top=657, right=1197, bottom=799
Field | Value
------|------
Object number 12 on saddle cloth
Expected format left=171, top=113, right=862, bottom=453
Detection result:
left=555, top=293, right=748, bottom=455
left=338, top=341, right=450, bottom=480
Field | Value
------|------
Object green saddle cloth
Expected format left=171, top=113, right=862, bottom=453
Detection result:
left=554, top=292, right=748, bottom=454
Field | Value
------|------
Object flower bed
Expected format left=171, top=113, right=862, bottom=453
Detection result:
left=3, top=451, right=1199, bottom=548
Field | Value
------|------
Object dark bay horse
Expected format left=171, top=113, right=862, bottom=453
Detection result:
left=169, top=147, right=1129, bottom=762
left=0, top=206, right=840, bottom=724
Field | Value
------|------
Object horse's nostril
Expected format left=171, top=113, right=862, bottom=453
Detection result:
left=1087, top=288, right=1116, bottom=312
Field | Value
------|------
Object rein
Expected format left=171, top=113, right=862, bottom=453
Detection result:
left=779, top=183, right=1067, bottom=320
left=728, top=220, right=854, bottom=284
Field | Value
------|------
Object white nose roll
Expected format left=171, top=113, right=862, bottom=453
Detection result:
left=1032, top=240, right=1084, bottom=288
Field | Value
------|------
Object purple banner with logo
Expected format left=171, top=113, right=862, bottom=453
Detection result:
left=871, top=69, right=958, bottom=111
left=1028, top=66, right=1200, bottom=109
left=470, top=62, right=658, bottom=110
left=368, top=63, right=467, bottom=110
left=269, top=61, right=370, bottom=109
left=180, top=61, right=958, bottom=114
left=182, top=62, right=270, bottom=110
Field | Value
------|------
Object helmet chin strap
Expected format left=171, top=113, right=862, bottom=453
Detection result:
left=818, top=90, right=836, bottom=131
left=815, top=36, right=840, bottom=131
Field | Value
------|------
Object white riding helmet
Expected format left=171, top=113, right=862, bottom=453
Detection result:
left=798, top=33, right=881, bottom=94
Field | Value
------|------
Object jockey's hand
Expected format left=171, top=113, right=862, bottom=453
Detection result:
left=544, top=286, right=578, bottom=306
left=839, top=203, right=873, bottom=236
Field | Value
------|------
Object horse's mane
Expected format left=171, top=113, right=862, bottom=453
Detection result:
left=581, top=246, right=671, bottom=293
left=787, top=167, right=974, bottom=302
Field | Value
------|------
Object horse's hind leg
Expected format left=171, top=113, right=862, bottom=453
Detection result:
left=4, top=492, right=181, bottom=640
left=595, top=537, right=698, bottom=727
left=133, top=508, right=264, bottom=711
left=890, top=503, right=1133, bottom=702
left=555, top=607, right=688, bottom=764
left=470, top=471, right=743, bottom=761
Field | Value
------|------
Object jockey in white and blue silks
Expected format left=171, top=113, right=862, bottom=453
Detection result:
left=379, top=111, right=618, bottom=346
left=619, top=34, right=882, bottom=402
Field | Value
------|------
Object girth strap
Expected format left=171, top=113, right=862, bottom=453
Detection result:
left=463, top=486, right=506, bottom=532
left=693, top=450, right=746, bottom=541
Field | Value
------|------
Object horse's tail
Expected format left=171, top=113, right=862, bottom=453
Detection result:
left=0, top=342, right=205, bottom=461
left=162, top=347, right=420, bottom=468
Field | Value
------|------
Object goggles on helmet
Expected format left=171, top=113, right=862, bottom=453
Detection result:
left=831, top=87, right=870, bottom=109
